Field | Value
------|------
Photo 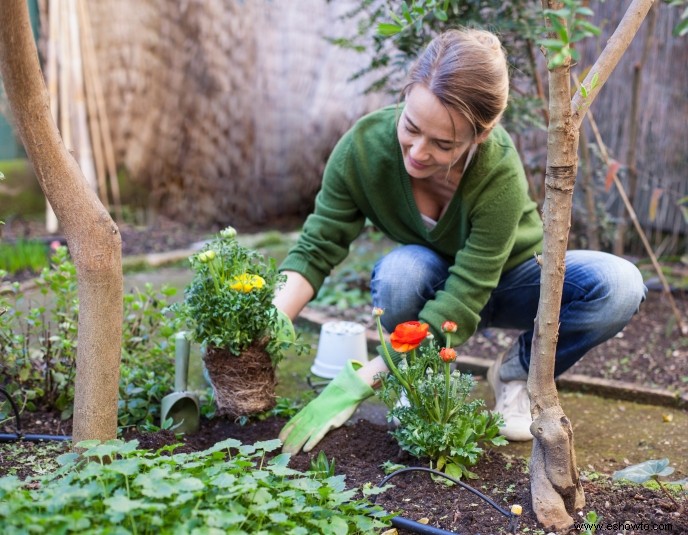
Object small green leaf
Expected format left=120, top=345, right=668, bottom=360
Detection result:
left=613, top=459, right=675, bottom=483
left=674, top=16, right=688, bottom=37
left=377, top=23, right=402, bottom=36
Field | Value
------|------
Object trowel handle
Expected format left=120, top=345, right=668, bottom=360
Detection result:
left=175, top=332, right=191, bottom=392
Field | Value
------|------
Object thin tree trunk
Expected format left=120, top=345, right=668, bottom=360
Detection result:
left=529, top=0, right=655, bottom=530
left=0, top=0, right=123, bottom=445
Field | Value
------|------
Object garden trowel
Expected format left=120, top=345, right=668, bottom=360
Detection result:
left=160, top=332, right=200, bottom=434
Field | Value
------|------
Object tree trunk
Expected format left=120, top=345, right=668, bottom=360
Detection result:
left=0, top=0, right=123, bottom=445
left=528, top=0, right=655, bottom=530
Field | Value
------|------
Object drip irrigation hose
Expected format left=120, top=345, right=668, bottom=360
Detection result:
left=376, top=466, right=522, bottom=534
left=0, top=387, right=72, bottom=442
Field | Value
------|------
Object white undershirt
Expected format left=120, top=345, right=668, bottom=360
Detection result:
left=420, top=144, right=477, bottom=230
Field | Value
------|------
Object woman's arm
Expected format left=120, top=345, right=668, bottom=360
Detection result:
left=274, top=271, right=389, bottom=388
left=273, top=271, right=314, bottom=320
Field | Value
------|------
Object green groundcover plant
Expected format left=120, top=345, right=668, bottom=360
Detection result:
left=0, top=438, right=393, bottom=534
left=0, top=246, right=181, bottom=428
left=374, top=310, right=506, bottom=480
left=170, top=227, right=298, bottom=365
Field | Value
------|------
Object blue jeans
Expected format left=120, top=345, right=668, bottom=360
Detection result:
left=370, top=245, right=647, bottom=376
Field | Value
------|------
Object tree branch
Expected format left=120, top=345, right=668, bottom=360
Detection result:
left=571, top=0, right=655, bottom=128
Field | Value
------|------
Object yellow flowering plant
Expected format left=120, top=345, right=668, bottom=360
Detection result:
left=172, top=227, right=292, bottom=365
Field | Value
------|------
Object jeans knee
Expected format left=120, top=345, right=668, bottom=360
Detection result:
left=370, top=245, right=449, bottom=330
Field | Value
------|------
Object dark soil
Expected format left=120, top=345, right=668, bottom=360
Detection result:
left=119, top=417, right=685, bottom=535
left=1, top=218, right=687, bottom=534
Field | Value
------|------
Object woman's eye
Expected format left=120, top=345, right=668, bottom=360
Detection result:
left=436, top=143, right=452, bottom=151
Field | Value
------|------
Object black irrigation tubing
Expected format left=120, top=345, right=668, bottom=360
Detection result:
left=375, top=466, right=521, bottom=534
left=0, top=386, right=72, bottom=442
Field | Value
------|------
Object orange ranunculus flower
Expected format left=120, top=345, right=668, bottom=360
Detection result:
left=390, top=321, right=429, bottom=353
left=439, top=347, right=457, bottom=363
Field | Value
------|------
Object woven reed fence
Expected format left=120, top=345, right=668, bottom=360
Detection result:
left=79, top=0, right=389, bottom=228
left=530, top=2, right=688, bottom=255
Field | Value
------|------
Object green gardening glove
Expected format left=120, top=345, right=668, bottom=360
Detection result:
left=279, top=360, right=374, bottom=454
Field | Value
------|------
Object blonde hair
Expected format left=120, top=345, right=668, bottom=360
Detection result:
left=402, top=28, right=509, bottom=138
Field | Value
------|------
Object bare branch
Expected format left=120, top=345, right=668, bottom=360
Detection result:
left=571, top=0, right=655, bottom=127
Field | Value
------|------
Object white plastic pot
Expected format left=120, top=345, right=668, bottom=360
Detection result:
left=310, top=321, right=369, bottom=379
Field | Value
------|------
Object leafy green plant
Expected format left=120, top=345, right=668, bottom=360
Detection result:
left=539, top=0, right=601, bottom=69
left=613, top=458, right=686, bottom=512
left=310, top=450, right=337, bottom=478
left=0, top=246, right=182, bottom=428
left=374, top=312, right=506, bottom=479
left=0, top=239, right=50, bottom=275
left=0, top=438, right=393, bottom=533
left=328, top=0, right=548, bottom=132
left=579, top=510, right=601, bottom=534
left=170, top=227, right=298, bottom=365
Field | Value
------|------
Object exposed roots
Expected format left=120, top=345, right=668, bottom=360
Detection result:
left=203, top=339, right=276, bottom=417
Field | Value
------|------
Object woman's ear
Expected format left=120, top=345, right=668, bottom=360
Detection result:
left=475, top=127, right=493, bottom=144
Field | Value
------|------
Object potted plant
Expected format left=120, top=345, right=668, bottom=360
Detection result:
left=172, top=227, right=295, bottom=417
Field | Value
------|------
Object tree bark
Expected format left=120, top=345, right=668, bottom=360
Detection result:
left=0, top=0, right=123, bottom=445
left=528, top=0, right=655, bottom=530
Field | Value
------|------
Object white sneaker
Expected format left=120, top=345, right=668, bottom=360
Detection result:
left=487, top=353, right=533, bottom=441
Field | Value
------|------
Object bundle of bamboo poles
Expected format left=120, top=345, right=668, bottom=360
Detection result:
left=39, top=0, right=121, bottom=232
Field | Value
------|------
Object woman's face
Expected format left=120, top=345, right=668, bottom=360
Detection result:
left=397, top=84, right=476, bottom=181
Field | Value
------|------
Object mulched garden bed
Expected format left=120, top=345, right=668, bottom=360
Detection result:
left=120, top=417, right=686, bottom=535
left=1, top=217, right=687, bottom=534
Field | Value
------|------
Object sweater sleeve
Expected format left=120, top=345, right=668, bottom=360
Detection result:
left=279, top=134, right=367, bottom=295
left=419, top=147, right=536, bottom=346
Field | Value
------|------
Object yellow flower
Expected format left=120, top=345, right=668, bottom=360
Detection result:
left=229, top=273, right=265, bottom=293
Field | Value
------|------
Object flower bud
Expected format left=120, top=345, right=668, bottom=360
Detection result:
left=220, top=226, right=237, bottom=239
left=439, top=347, right=456, bottom=363
left=197, top=252, right=208, bottom=263
left=372, top=307, right=384, bottom=317
left=441, top=321, right=458, bottom=333
left=205, top=250, right=216, bottom=261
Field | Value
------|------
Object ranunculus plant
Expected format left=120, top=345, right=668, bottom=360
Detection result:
left=172, top=227, right=289, bottom=362
left=374, top=311, right=507, bottom=479
left=171, top=227, right=301, bottom=416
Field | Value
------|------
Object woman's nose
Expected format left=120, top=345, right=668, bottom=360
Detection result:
left=409, top=139, right=429, bottom=161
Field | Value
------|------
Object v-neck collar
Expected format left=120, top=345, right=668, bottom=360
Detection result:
left=398, top=143, right=479, bottom=239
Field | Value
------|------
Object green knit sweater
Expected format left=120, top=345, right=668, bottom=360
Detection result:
left=280, top=104, right=544, bottom=346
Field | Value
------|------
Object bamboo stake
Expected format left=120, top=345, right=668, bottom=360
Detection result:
left=45, top=0, right=60, bottom=233
left=77, top=0, right=122, bottom=221
left=76, top=0, right=107, bottom=209
left=66, top=0, right=99, bottom=199
left=585, top=112, right=687, bottom=335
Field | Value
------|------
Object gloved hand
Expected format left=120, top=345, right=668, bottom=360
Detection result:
left=279, top=360, right=374, bottom=454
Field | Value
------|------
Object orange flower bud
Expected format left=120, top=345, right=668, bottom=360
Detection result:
left=441, top=321, right=458, bottom=333
left=439, top=347, right=457, bottom=363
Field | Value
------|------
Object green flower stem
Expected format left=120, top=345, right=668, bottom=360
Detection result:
left=441, top=362, right=451, bottom=423
left=206, top=260, right=221, bottom=294
left=374, top=315, right=416, bottom=403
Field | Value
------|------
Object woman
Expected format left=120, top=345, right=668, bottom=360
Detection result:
left=275, top=28, right=646, bottom=453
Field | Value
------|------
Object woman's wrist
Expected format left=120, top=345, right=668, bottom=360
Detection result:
left=355, top=355, right=389, bottom=388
